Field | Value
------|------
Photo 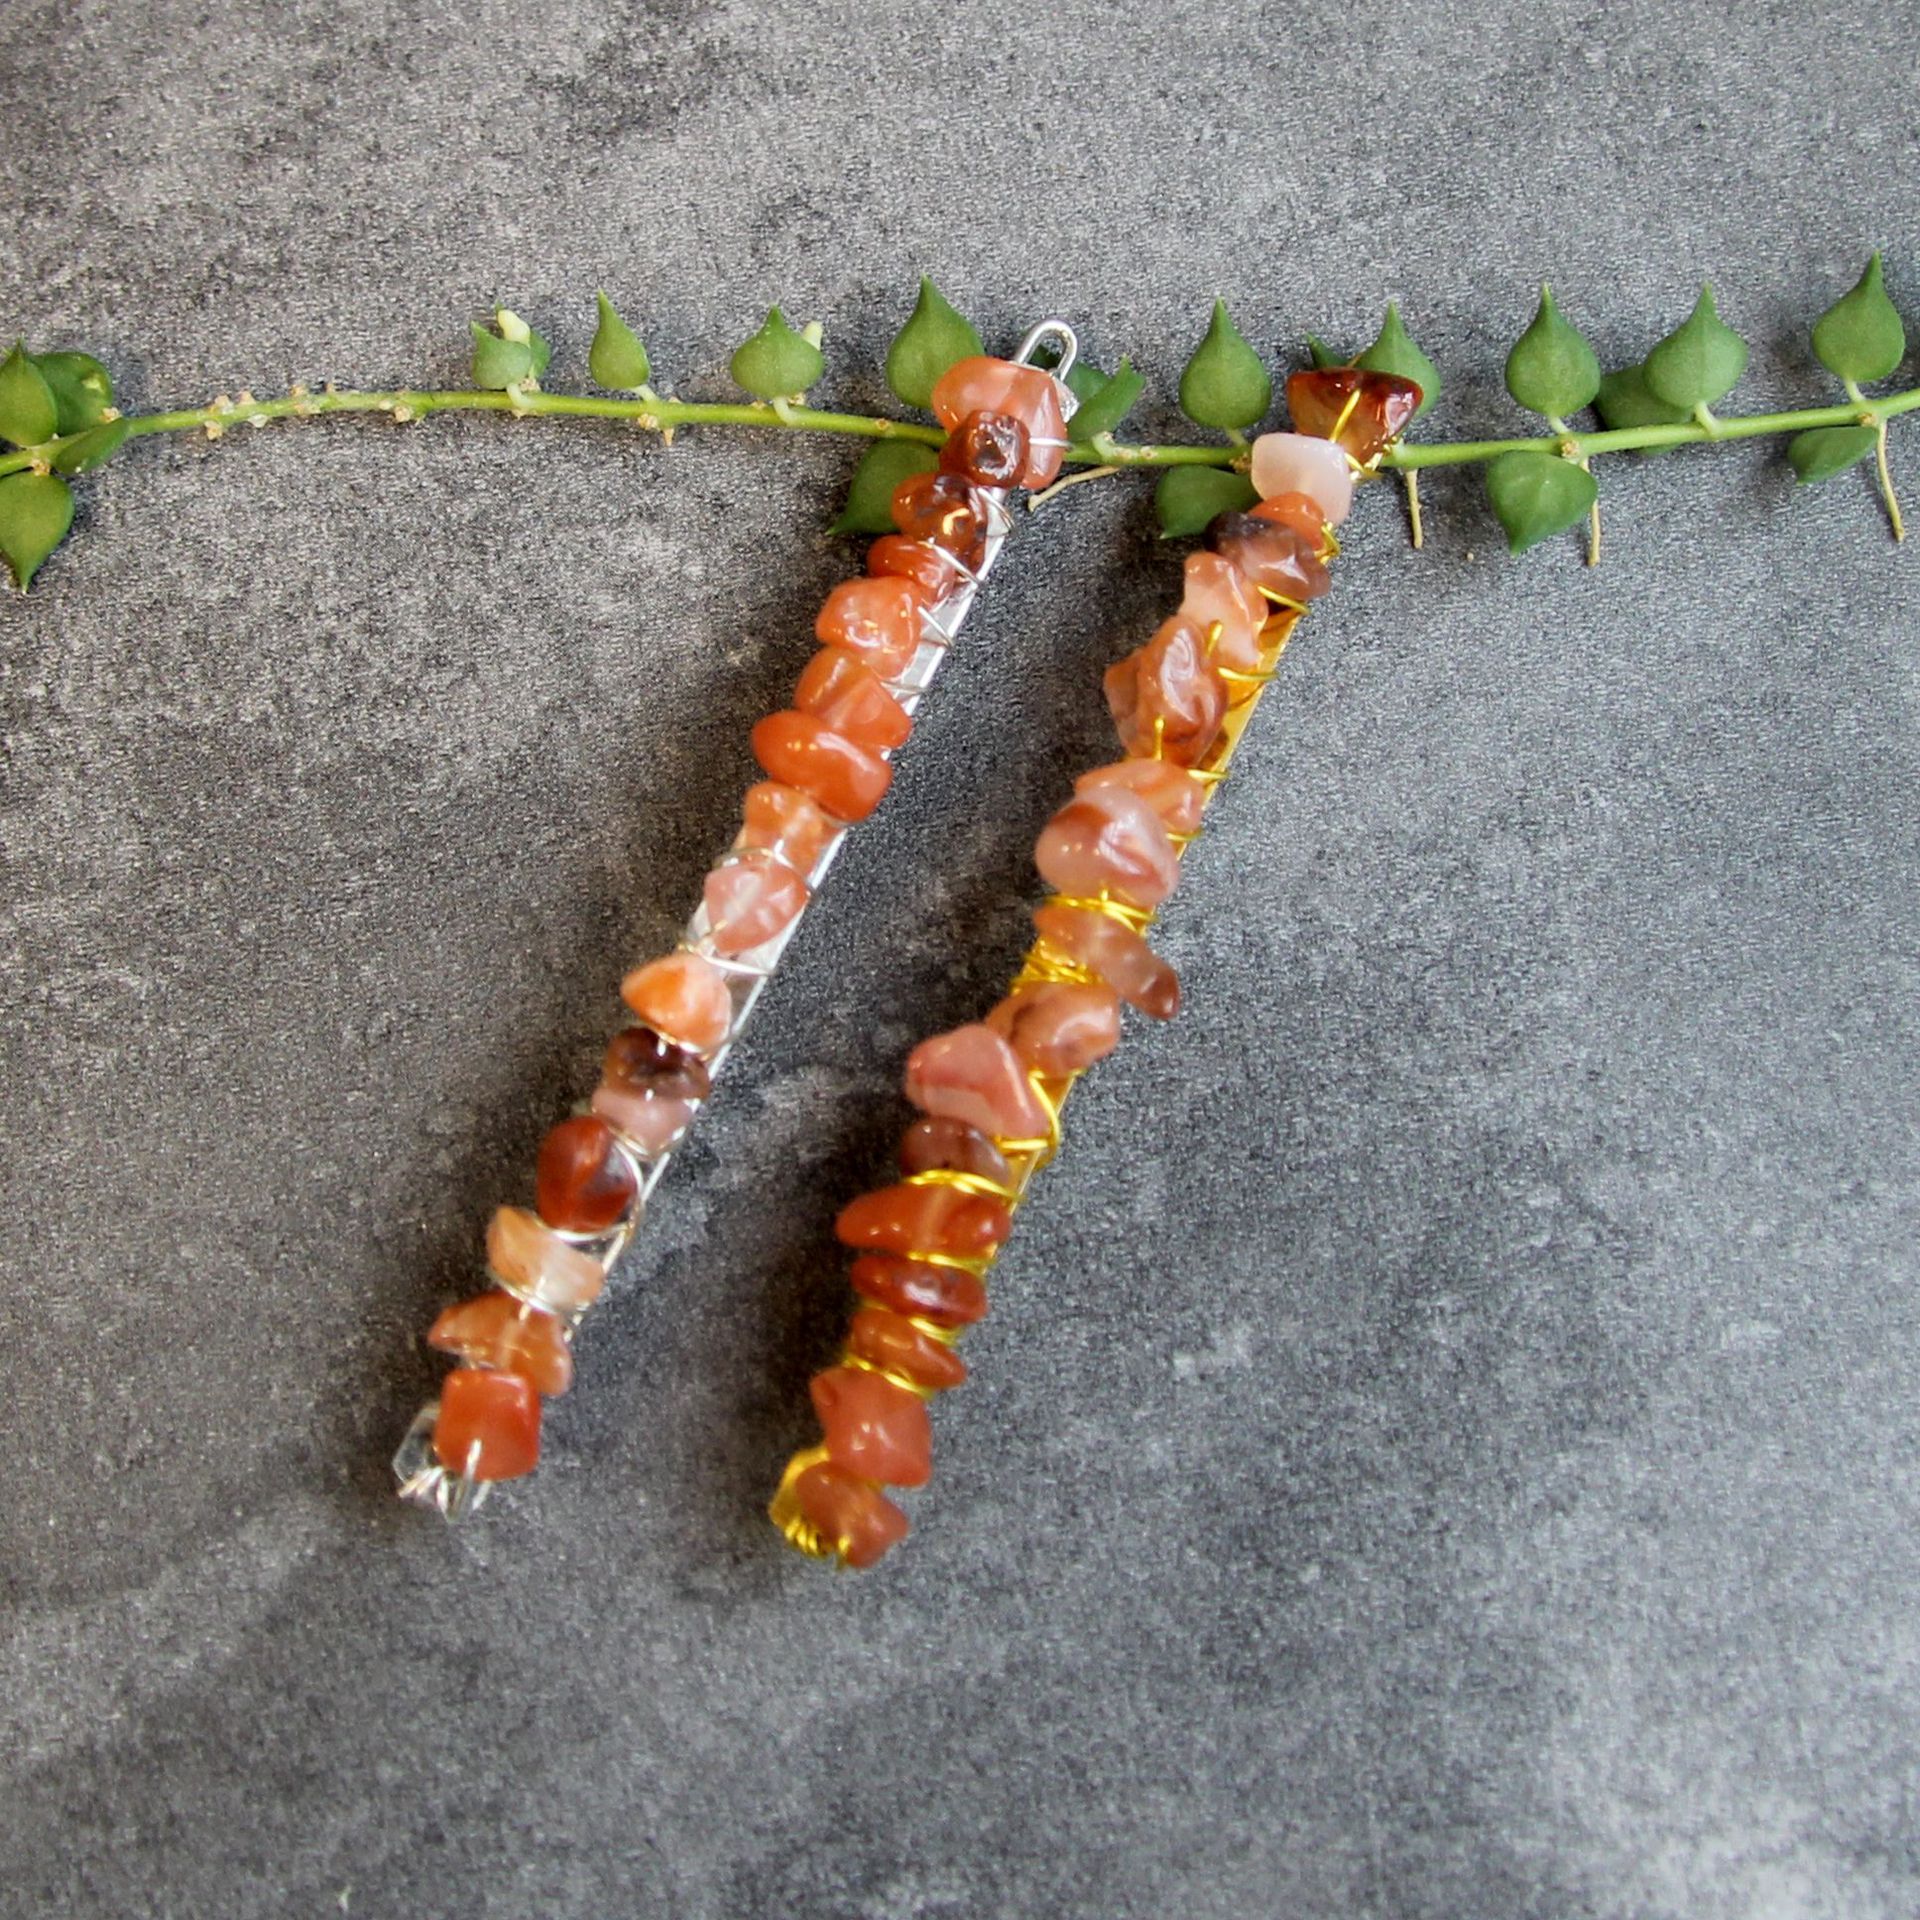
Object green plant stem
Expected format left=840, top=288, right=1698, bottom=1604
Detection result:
left=1846, top=379, right=1906, bottom=542
left=1384, top=386, right=1920, bottom=469
left=2, top=380, right=1917, bottom=484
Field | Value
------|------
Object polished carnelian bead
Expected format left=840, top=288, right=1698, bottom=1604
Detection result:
left=938, top=409, right=1030, bottom=489
left=1104, top=617, right=1229, bottom=766
left=1208, top=512, right=1332, bottom=605
left=868, top=533, right=962, bottom=602
left=850, top=1252, right=989, bottom=1327
left=930, top=356, right=1068, bottom=487
left=987, top=980, right=1123, bottom=1077
left=751, top=711, right=892, bottom=822
left=1285, top=366, right=1422, bottom=463
left=1033, top=901, right=1180, bottom=1021
left=899, top=1116, right=1012, bottom=1188
left=534, top=1113, right=637, bottom=1233
left=835, top=1181, right=1012, bottom=1258
left=428, top=1291, right=574, bottom=1396
left=737, top=780, right=832, bottom=876
left=815, top=576, right=926, bottom=677
left=703, top=850, right=807, bottom=956
left=1250, top=490, right=1327, bottom=543
left=789, top=1459, right=911, bottom=1567
left=811, top=1364, right=933, bottom=1486
left=891, top=471, right=987, bottom=554
left=1075, top=758, right=1206, bottom=834
left=904, top=1024, right=1051, bottom=1140
left=1035, top=785, right=1180, bottom=909
left=793, top=646, right=912, bottom=750
left=620, top=951, right=734, bottom=1054
left=848, top=1306, right=968, bottom=1391
left=433, top=1366, right=541, bottom=1481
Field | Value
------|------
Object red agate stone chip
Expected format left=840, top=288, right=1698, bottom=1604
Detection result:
left=738, top=780, right=832, bottom=876
left=1102, top=617, right=1230, bottom=767
left=793, top=646, right=912, bottom=751
left=751, top=711, right=892, bottom=822
left=1206, top=512, right=1331, bottom=605
left=898, top=1116, right=1012, bottom=1188
left=815, top=576, right=926, bottom=677
left=938, top=409, right=1031, bottom=490
left=929, top=356, right=1067, bottom=487
left=1031, top=901, right=1180, bottom=1021
left=433, top=1366, right=542, bottom=1481
left=811, top=1364, right=933, bottom=1486
left=890, top=471, right=988, bottom=556
left=903, top=1024, right=1050, bottom=1140
left=1250, top=491, right=1327, bottom=543
left=1035, top=784, right=1181, bottom=910
left=534, top=1114, right=637, bottom=1233
left=428, top=1291, right=574, bottom=1397
left=867, top=533, right=962, bottom=602
left=848, top=1306, right=968, bottom=1392
left=849, top=1252, right=989, bottom=1327
left=986, top=980, right=1123, bottom=1077
left=789, top=1460, right=911, bottom=1567
left=835, top=1182, right=1012, bottom=1259
left=1284, top=366, right=1422, bottom=463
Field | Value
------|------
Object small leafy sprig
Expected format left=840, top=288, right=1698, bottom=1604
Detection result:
left=0, top=260, right=1912, bottom=591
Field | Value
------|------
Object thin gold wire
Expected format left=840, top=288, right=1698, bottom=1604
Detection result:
left=774, top=551, right=1332, bottom=1561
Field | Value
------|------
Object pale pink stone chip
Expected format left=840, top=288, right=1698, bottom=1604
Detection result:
left=702, top=852, right=807, bottom=957
left=1250, top=431, right=1354, bottom=525
left=486, top=1205, right=606, bottom=1313
left=1179, top=551, right=1267, bottom=672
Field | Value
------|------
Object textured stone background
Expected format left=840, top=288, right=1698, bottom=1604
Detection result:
left=3, top=1, right=1918, bottom=1914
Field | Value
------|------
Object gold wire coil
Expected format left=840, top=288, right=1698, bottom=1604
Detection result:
left=774, top=527, right=1332, bottom=1563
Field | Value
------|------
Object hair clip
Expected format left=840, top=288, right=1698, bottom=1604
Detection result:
left=768, top=366, right=1421, bottom=1567
left=394, top=323, right=1082, bottom=1519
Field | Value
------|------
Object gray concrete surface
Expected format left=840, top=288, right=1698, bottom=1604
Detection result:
left=3, top=1, right=1918, bottom=1914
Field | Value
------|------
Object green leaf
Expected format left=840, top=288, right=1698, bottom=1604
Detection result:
left=1786, top=424, right=1880, bottom=484
left=0, top=342, right=58, bottom=448
left=1484, top=450, right=1597, bottom=554
left=49, top=417, right=130, bottom=474
left=1063, top=361, right=1106, bottom=404
left=1178, top=299, right=1271, bottom=431
left=1592, top=364, right=1690, bottom=456
left=885, top=278, right=981, bottom=410
left=31, top=351, right=115, bottom=433
left=1504, top=285, right=1601, bottom=419
left=1811, top=253, right=1906, bottom=386
left=731, top=306, right=825, bottom=400
left=1305, top=333, right=1342, bottom=370
left=0, top=470, right=75, bottom=588
left=1355, top=303, right=1439, bottom=419
left=1067, top=359, right=1145, bottom=445
left=488, top=309, right=550, bottom=379
left=830, top=438, right=939, bottom=535
left=470, top=322, right=532, bottom=391
left=1153, top=465, right=1258, bottom=538
left=1643, top=284, right=1747, bottom=410
left=589, top=291, right=651, bottom=389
